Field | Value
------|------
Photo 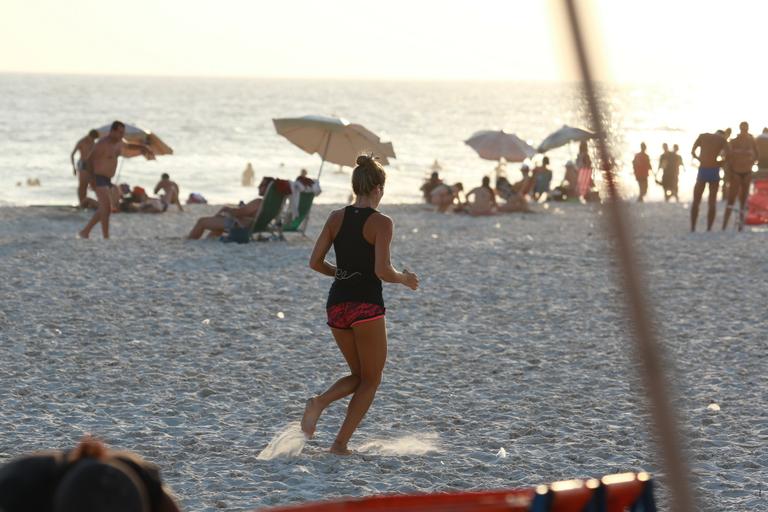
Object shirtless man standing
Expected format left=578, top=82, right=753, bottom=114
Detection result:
left=70, top=129, right=99, bottom=207
left=723, top=122, right=758, bottom=231
left=79, top=121, right=154, bottom=239
left=690, top=130, right=729, bottom=232
left=153, top=173, right=183, bottom=212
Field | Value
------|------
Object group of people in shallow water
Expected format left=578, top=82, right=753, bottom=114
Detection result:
left=632, top=122, right=768, bottom=231
left=420, top=141, right=599, bottom=215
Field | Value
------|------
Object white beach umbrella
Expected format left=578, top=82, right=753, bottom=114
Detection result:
left=95, top=123, right=173, bottom=158
left=537, top=125, right=595, bottom=154
left=464, top=130, right=536, bottom=163
left=273, top=115, right=395, bottom=178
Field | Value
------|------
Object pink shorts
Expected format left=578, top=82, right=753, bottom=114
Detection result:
left=327, top=302, right=386, bottom=330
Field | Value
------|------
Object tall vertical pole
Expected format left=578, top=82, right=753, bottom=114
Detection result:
left=562, top=1, right=696, bottom=511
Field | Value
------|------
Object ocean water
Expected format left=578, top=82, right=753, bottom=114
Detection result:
left=1, top=74, right=767, bottom=206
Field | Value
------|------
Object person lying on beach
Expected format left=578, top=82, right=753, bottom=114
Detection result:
left=420, top=171, right=443, bottom=202
left=464, top=176, right=497, bottom=216
left=0, top=436, right=182, bottom=512
left=429, top=182, right=463, bottom=213
left=303, top=155, right=419, bottom=455
left=186, top=178, right=274, bottom=239
left=154, top=173, right=184, bottom=212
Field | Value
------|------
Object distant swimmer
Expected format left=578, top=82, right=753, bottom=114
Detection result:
left=242, top=162, right=255, bottom=187
left=632, top=143, right=651, bottom=202
left=690, top=129, right=729, bottom=232
left=154, top=173, right=184, bottom=212
left=722, top=122, right=758, bottom=231
left=303, top=155, right=419, bottom=455
left=79, top=121, right=154, bottom=239
left=70, top=129, right=99, bottom=208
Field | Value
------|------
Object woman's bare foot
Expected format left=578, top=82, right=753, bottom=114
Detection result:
left=330, top=441, right=351, bottom=456
left=301, top=397, right=323, bottom=438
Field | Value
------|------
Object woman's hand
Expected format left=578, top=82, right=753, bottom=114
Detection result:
left=402, top=269, right=419, bottom=290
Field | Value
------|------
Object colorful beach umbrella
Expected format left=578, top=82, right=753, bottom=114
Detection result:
left=536, top=125, right=594, bottom=154
left=95, top=123, right=173, bottom=158
left=464, top=130, right=535, bottom=162
left=273, top=115, right=395, bottom=179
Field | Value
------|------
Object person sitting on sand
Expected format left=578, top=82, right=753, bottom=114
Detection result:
left=510, top=164, right=533, bottom=196
left=531, top=156, right=553, bottom=201
left=0, top=436, right=182, bottom=512
left=186, top=179, right=272, bottom=239
left=690, top=129, right=730, bottom=231
left=154, top=173, right=183, bottom=212
left=302, top=155, right=419, bottom=455
left=464, top=176, right=497, bottom=216
left=429, top=182, right=463, bottom=213
left=420, top=171, right=443, bottom=202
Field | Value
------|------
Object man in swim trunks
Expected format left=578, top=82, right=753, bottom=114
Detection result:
left=722, top=122, right=758, bottom=231
left=690, top=130, right=729, bottom=232
left=79, top=121, right=154, bottom=239
left=70, top=129, right=99, bottom=208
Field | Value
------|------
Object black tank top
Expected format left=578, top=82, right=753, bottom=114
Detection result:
left=326, top=206, right=384, bottom=308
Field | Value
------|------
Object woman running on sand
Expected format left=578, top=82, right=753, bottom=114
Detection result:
left=303, top=155, right=419, bottom=455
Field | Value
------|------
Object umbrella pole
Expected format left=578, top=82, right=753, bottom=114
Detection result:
left=317, top=133, right=332, bottom=180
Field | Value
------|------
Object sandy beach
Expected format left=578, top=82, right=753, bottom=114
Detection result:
left=0, top=202, right=766, bottom=511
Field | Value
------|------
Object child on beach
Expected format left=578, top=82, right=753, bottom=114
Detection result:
left=303, top=155, right=419, bottom=455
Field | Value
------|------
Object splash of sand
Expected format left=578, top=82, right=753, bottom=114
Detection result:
left=356, top=433, right=439, bottom=456
left=257, top=421, right=306, bottom=460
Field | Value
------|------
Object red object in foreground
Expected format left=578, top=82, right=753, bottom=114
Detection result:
left=259, top=472, right=655, bottom=512
left=745, top=179, right=768, bottom=225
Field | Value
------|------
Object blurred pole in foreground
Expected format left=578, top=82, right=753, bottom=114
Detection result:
left=561, top=1, right=696, bottom=511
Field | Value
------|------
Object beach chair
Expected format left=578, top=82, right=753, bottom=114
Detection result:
left=248, top=182, right=289, bottom=240
left=221, top=182, right=286, bottom=243
left=278, top=191, right=315, bottom=239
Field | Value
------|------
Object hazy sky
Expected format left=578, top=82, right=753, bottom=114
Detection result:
left=1, top=0, right=765, bottom=82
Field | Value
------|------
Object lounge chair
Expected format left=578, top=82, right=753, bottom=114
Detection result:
left=248, top=181, right=289, bottom=240
left=221, top=182, right=286, bottom=243
left=278, top=191, right=315, bottom=239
